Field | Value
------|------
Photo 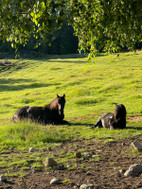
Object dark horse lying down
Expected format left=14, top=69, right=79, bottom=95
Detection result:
left=12, top=94, right=66, bottom=125
left=91, top=104, right=127, bottom=129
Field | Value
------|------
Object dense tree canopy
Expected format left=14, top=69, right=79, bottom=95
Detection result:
left=0, top=0, right=142, bottom=56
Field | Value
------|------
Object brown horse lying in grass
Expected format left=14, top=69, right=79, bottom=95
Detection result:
left=12, top=94, right=67, bottom=125
left=91, top=104, right=127, bottom=129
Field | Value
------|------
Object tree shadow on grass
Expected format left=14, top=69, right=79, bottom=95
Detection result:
left=0, top=78, right=33, bottom=84
left=0, top=78, right=60, bottom=92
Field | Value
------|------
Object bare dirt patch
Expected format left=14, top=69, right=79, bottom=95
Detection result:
left=128, top=116, right=142, bottom=122
left=1, top=135, right=142, bottom=189
left=71, top=115, right=142, bottom=123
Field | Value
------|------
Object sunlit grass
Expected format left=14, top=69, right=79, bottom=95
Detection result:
left=0, top=52, right=142, bottom=151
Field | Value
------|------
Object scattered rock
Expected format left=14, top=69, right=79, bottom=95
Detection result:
left=92, top=155, right=100, bottom=158
left=0, top=175, right=6, bottom=182
left=83, top=153, right=91, bottom=160
left=86, top=171, right=92, bottom=175
left=131, top=141, right=142, bottom=151
left=129, top=164, right=142, bottom=174
left=50, top=177, right=61, bottom=185
left=40, top=148, right=46, bottom=152
left=45, top=157, right=57, bottom=167
left=67, top=164, right=72, bottom=168
left=31, top=166, right=36, bottom=169
left=119, top=169, right=125, bottom=174
left=29, top=147, right=36, bottom=153
left=73, top=186, right=78, bottom=189
left=31, top=166, right=36, bottom=173
left=124, top=170, right=133, bottom=177
left=80, top=184, right=94, bottom=189
left=76, top=152, right=82, bottom=158
left=124, top=164, right=142, bottom=176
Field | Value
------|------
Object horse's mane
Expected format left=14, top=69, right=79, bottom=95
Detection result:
left=49, top=97, right=58, bottom=110
left=43, top=94, right=65, bottom=110
left=42, top=98, right=57, bottom=110
left=114, top=104, right=127, bottom=119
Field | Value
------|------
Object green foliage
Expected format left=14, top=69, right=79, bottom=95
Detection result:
left=0, top=1, right=142, bottom=55
left=67, top=0, right=142, bottom=56
left=0, top=0, right=66, bottom=51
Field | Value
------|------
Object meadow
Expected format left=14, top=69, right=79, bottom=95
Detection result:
left=0, top=52, right=142, bottom=150
left=0, top=52, right=142, bottom=182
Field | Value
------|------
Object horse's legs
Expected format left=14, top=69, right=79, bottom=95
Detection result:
left=89, top=117, right=103, bottom=129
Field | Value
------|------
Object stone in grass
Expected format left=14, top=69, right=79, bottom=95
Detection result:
left=124, top=170, right=133, bottom=177
left=0, top=175, right=6, bottom=182
left=45, top=157, right=57, bottom=167
left=129, top=164, right=142, bottom=174
left=80, top=184, right=94, bottom=189
left=50, top=177, right=61, bottom=185
left=86, top=171, right=92, bottom=175
left=29, top=147, right=36, bottom=153
left=131, top=141, right=142, bottom=151
left=124, top=164, right=142, bottom=177
left=83, top=153, right=91, bottom=160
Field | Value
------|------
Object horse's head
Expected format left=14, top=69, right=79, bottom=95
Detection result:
left=114, top=104, right=127, bottom=120
left=57, top=94, right=66, bottom=115
left=112, top=104, right=127, bottom=129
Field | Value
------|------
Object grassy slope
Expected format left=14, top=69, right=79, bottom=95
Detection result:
left=0, top=52, right=142, bottom=150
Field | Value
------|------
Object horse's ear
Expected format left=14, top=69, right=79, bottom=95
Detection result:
left=63, top=94, right=65, bottom=98
left=57, top=94, right=59, bottom=98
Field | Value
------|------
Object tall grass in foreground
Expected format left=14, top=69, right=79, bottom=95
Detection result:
left=0, top=121, right=71, bottom=150
left=0, top=120, right=142, bottom=150
left=0, top=52, right=142, bottom=150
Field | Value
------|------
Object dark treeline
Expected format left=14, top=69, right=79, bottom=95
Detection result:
left=0, top=23, right=78, bottom=56
left=0, top=22, right=142, bottom=57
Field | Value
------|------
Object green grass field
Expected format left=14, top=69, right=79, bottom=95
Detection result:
left=0, top=52, right=142, bottom=152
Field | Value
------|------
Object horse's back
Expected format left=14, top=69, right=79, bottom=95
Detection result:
left=12, top=94, right=66, bottom=125
left=27, top=106, right=43, bottom=122
left=12, top=106, right=30, bottom=122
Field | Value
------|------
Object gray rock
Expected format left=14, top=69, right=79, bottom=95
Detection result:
left=29, top=147, right=36, bottom=153
left=31, top=166, right=36, bottom=170
left=86, top=171, right=92, bottom=175
left=83, top=153, right=91, bottom=160
left=119, top=169, right=125, bottom=174
left=45, top=157, right=57, bottom=167
left=92, top=155, right=100, bottom=158
left=40, top=148, right=46, bottom=152
left=124, top=170, right=133, bottom=177
left=67, top=164, right=72, bottom=168
left=124, top=164, right=142, bottom=176
left=80, top=184, right=94, bottom=189
left=50, top=177, right=61, bottom=185
left=129, top=164, right=142, bottom=174
left=131, top=141, right=142, bottom=151
left=0, top=175, right=6, bottom=182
